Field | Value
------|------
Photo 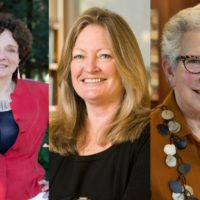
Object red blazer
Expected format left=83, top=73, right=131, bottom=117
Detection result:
left=0, top=79, right=48, bottom=200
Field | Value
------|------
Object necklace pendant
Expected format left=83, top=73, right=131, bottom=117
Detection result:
left=157, top=124, right=169, bottom=135
left=161, top=109, right=174, bottom=120
left=164, top=144, right=176, bottom=155
left=173, top=136, right=188, bottom=149
left=0, top=99, right=11, bottom=111
left=178, top=163, right=191, bottom=174
left=172, top=192, right=184, bottom=200
left=169, top=180, right=182, bottom=193
left=168, top=120, right=181, bottom=133
left=184, top=184, right=194, bottom=196
left=166, top=155, right=177, bottom=167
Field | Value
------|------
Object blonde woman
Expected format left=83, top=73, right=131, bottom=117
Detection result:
left=50, top=7, right=150, bottom=200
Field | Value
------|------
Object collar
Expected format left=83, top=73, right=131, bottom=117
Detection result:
left=10, top=79, right=32, bottom=134
left=160, top=90, right=198, bottom=142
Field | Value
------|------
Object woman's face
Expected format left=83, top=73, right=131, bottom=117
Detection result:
left=0, top=29, right=20, bottom=80
left=167, top=28, right=200, bottom=117
left=71, top=24, right=124, bottom=105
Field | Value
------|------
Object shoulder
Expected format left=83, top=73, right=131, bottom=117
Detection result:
left=151, top=91, right=177, bottom=119
left=134, top=123, right=150, bottom=147
left=19, top=79, right=48, bottom=88
left=126, top=123, right=150, bottom=149
left=50, top=151, right=66, bottom=181
left=133, top=123, right=150, bottom=152
left=117, top=124, right=150, bottom=158
left=50, top=151, right=65, bottom=164
left=18, top=79, right=48, bottom=95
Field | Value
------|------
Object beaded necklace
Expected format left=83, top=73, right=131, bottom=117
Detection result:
left=157, top=105, right=198, bottom=200
left=0, top=80, right=14, bottom=112
left=0, top=98, right=11, bottom=111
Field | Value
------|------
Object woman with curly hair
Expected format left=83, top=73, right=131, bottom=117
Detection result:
left=0, top=13, right=48, bottom=200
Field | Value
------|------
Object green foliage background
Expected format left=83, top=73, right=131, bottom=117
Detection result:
left=0, top=0, right=49, bottom=81
left=0, top=0, right=49, bottom=179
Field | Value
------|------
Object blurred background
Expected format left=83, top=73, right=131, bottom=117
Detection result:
left=0, top=0, right=49, bottom=179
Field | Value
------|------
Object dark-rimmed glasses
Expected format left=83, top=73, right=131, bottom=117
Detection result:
left=176, top=55, right=200, bottom=74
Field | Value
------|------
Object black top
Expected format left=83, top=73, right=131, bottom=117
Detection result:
left=50, top=124, right=150, bottom=200
left=0, top=110, right=19, bottom=154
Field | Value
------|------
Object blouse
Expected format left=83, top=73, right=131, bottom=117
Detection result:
left=50, top=125, right=150, bottom=200
left=0, top=110, right=19, bottom=154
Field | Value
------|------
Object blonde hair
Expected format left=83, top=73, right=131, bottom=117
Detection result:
left=50, top=7, right=150, bottom=155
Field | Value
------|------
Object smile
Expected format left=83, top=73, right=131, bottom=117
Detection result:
left=0, top=64, right=8, bottom=68
left=82, top=78, right=106, bottom=83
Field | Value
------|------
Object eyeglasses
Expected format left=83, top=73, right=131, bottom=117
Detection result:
left=176, top=55, right=200, bottom=74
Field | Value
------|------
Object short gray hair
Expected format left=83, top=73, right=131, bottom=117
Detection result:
left=161, top=4, right=200, bottom=68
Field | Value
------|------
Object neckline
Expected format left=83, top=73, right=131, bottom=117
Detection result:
left=73, top=144, right=116, bottom=162
left=0, top=78, right=14, bottom=95
left=161, top=91, right=191, bottom=138
left=0, top=79, right=16, bottom=112
left=0, top=109, right=12, bottom=113
left=0, top=99, right=12, bottom=112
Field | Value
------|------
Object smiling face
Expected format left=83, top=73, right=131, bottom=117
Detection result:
left=70, top=24, right=124, bottom=105
left=0, top=29, right=20, bottom=80
left=163, top=28, right=200, bottom=118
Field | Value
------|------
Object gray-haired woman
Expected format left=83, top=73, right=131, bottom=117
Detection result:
left=151, top=4, right=200, bottom=200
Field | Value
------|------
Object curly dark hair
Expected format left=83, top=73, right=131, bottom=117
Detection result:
left=0, top=12, right=32, bottom=67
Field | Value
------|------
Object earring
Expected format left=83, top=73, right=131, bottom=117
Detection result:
left=17, top=67, right=21, bottom=79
